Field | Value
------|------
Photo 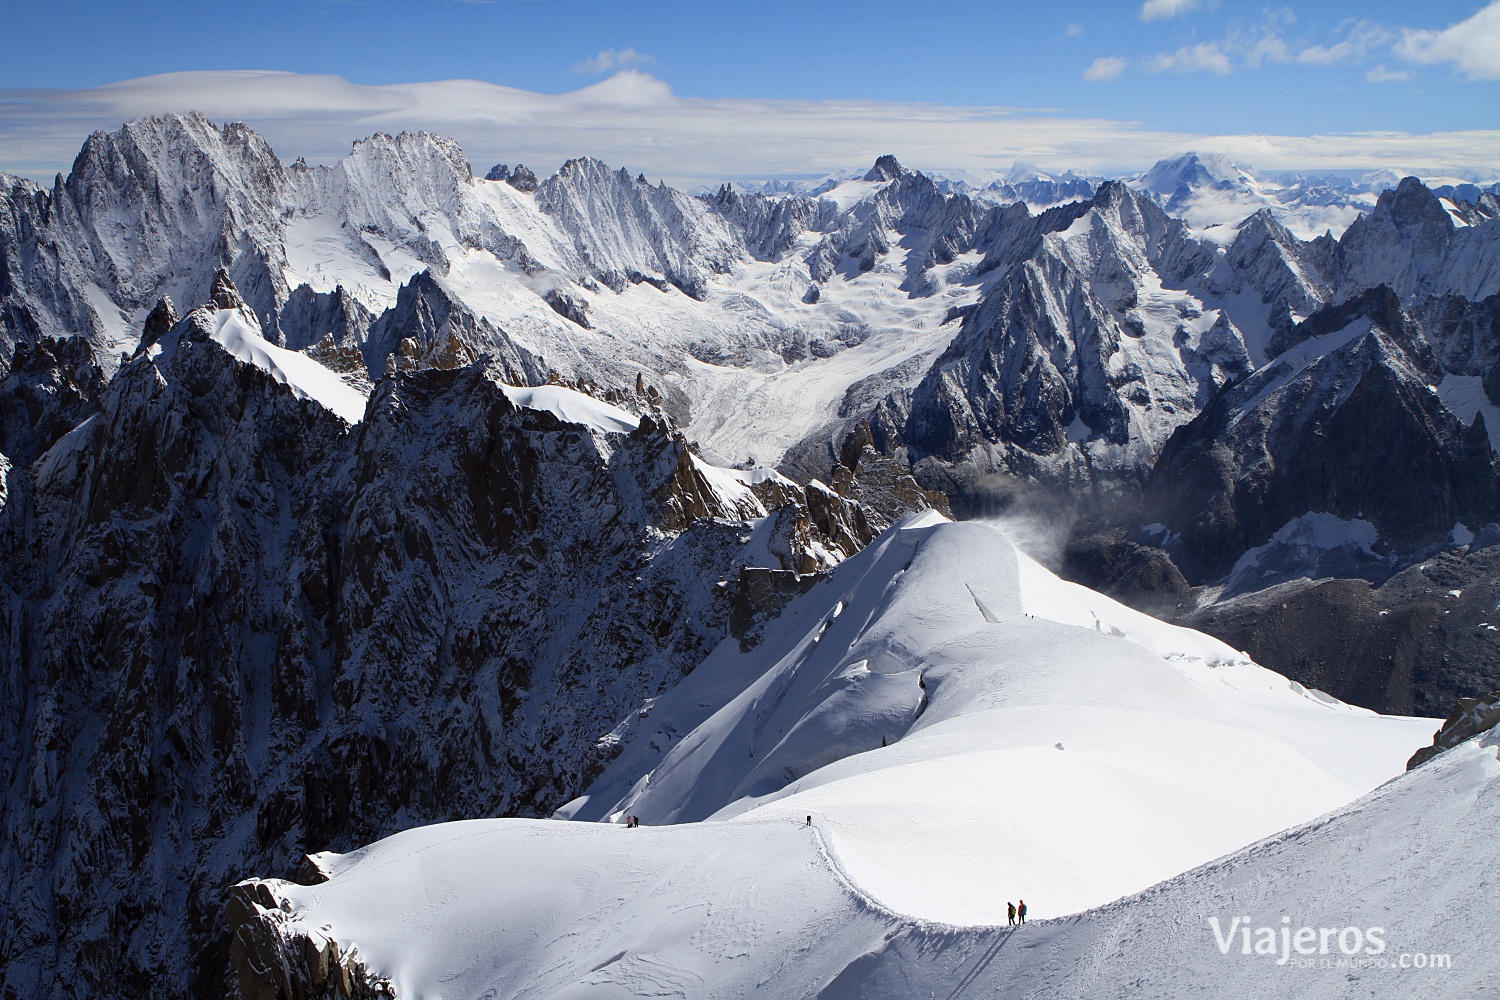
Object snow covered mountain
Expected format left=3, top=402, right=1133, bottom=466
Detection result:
left=4, top=114, right=1496, bottom=510
left=0, top=270, right=939, bottom=999
left=1131, top=151, right=1500, bottom=241
left=6, top=113, right=1500, bottom=1000
left=222, top=516, right=1470, bottom=1000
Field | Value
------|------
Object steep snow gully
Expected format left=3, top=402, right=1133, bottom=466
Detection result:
left=226, top=518, right=1492, bottom=1000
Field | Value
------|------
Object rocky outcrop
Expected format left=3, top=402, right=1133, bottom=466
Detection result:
left=226, top=880, right=391, bottom=1000
left=543, top=288, right=591, bottom=328
left=363, top=270, right=545, bottom=380
left=1148, top=294, right=1500, bottom=581
left=1408, top=691, right=1500, bottom=769
left=0, top=296, right=920, bottom=1000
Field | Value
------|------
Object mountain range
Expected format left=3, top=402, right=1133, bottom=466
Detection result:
left=3, top=113, right=1500, bottom=999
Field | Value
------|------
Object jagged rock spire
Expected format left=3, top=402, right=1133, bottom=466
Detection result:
left=209, top=268, right=244, bottom=310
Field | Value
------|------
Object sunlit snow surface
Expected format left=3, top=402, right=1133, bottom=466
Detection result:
left=262, top=517, right=1457, bottom=999
left=153, top=307, right=370, bottom=423
left=568, top=517, right=1431, bottom=921
left=277, top=176, right=987, bottom=468
left=498, top=383, right=639, bottom=434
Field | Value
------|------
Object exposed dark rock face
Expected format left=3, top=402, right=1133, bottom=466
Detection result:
left=543, top=288, right=592, bottom=329
left=0, top=335, right=106, bottom=466
left=0, top=323, right=918, bottom=1000
left=1408, top=691, right=1500, bottom=769
left=829, top=420, right=952, bottom=527
left=138, top=296, right=180, bottom=354
left=364, top=270, right=545, bottom=380
left=277, top=284, right=374, bottom=353
left=1147, top=294, right=1500, bottom=582
left=506, top=164, right=539, bottom=193
left=1061, top=528, right=1191, bottom=619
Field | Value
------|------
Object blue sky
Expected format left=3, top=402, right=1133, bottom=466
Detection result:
left=1, top=0, right=1496, bottom=183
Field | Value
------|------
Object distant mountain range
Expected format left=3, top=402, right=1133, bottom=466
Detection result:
left=4, top=113, right=1500, bottom=999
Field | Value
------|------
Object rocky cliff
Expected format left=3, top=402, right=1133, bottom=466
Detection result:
left=0, top=274, right=926, bottom=999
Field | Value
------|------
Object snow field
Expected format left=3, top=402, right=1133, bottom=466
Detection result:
left=570, top=517, right=1435, bottom=924
left=253, top=515, right=1484, bottom=1000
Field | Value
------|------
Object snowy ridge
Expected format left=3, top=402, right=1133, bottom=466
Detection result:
left=497, top=383, right=639, bottom=434
left=153, top=304, right=370, bottom=423
left=228, top=516, right=1473, bottom=1000
left=564, top=517, right=1429, bottom=922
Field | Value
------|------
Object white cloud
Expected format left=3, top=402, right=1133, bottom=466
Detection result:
left=1083, top=56, right=1128, bottom=82
left=0, top=70, right=1495, bottom=186
left=1396, top=0, right=1500, bottom=80
left=1065, top=22, right=1085, bottom=38
left=1366, top=64, right=1413, bottom=83
left=1239, top=32, right=1291, bottom=68
left=1140, top=0, right=1203, bottom=22
left=1145, top=43, right=1233, bottom=75
left=1296, top=20, right=1393, bottom=65
left=574, top=48, right=656, bottom=76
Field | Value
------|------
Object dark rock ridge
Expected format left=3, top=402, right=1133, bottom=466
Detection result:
left=884, top=181, right=1251, bottom=502
left=363, top=269, right=545, bottom=380
left=0, top=293, right=929, bottom=999
left=1408, top=691, right=1500, bottom=769
left=1147, top=289, right=1499, bottom=581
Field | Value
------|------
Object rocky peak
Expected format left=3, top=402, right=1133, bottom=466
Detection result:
left=507, top=164, right=539, bottom=193
left=1382, top=176, right=1453, bottom=233
left=1268, top=284, right=1413, bottom=356
left=347, top=130, right=473, bottom=186
left=864, top=154, right=905, bottom=182
left=364, top=269, right=545, bottom=381
left=209, top=268, right=245, bottom=310
left=536, top=156, right=740, bottom=299
left=277, top=283, right=373, bottom=353
left=138, top=296, right=179, bottom=354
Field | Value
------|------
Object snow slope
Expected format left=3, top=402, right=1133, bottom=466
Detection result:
left=564, top=516, right=1433, bottom=923
left=823, top=727, right=1500, bottom=999
left=498, top=383, right=639, bottom=434
left=151, top=304, right=370, bottom=423
left=238, top=516, right=1486, bottom=1000
left=265, top=819, right=890, bottom=1000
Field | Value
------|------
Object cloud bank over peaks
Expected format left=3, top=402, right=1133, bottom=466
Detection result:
left=0, top=69, right=1496, bottom=188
